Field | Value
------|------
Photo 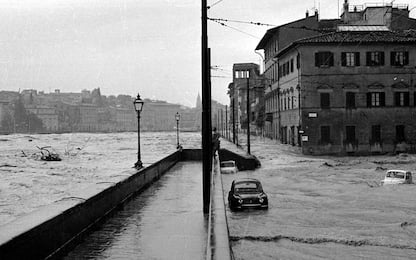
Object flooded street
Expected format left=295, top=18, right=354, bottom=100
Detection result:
left=222, top=138, right=416, bottom=259
left=63, top=161, right=206, bottom=260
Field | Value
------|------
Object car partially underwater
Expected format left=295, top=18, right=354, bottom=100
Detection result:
left=381, top=170, right=412, bottom=185
left=228, top=178, right=268, bottom=210
left=220, top=160, right=238, bottom=174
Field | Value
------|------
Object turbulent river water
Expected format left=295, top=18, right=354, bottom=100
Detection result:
left=0, top=131, right=201, bottom=226
left=221, top=138, right=416, bottom=260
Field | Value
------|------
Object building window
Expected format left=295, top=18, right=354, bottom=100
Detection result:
left=320, top=125, right=330, bottom=144
left=366, top=92, right=385, bottom=107
left=345, top=126, right=356, bottom=143
left=391, top=51, right=409, bottom=66
left=315, top=52, right=334, bottom=67
left=371, top=125, right=381, bottom=143
left=396, top=125, right=405, bottom=142
left=366, top=51, right=384, bottom=66
left=320, top=93, right=330, bottom=109
left=346, top=92, right=355, bottom=108
left=290, top=59, right=294, bottom=72
left=394, top=92, right=409, bottom=107
left=341, top=52, right=360, bottom=67
left=296, top=53, right=300, bottom=69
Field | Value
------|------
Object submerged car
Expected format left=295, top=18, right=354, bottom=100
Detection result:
left=228, top=178, right=268, bottom=210
left=381, top=170, right=412, bottom=185
left=220, top=160, right=238, bottom=174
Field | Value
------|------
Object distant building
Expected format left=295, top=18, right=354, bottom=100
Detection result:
left=228, top=63, right=265, bottom=134
left=256, top=1, right=416, bottom=155
left=25, top=105, right=59, bottom=132
left=141, top=100, right=181, bottom=131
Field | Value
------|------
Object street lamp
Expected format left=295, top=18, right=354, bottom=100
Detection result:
left=175, top=112, right=181, bottom=149
left=133, top=93, right=144, bottom=169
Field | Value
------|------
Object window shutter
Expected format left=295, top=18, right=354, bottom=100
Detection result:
left=404, top=92, right=410, bottom=106
left=390, top=51, right=395, bottom=66
left=355, top=52, right=360, bottom=66
left=404, top=52, right=409, bottom=65
left=380, top=92, right=385, bottom=107
left=366, top=52, right=371, bottom=66
left=341, top=52, right=346, bottom=66
left=315, top=53, right=319, bottom=67
left=394, top=92, right=400, bottom=106
left=296, top=54, right=300, bottom=69
left=380, top=52, right=385, bottom=65
left=366, top=93, right=372, bottom=107
left=329, top=53, right=334, bottom=66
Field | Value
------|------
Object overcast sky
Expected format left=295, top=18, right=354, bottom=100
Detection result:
left=0, top=0, right=414, bottom=107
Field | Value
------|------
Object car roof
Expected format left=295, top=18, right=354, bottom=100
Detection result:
left=387, top=170, right=410, bottom=173
left=221, top=160, right=235, bottom=164
left=233, top=178, right=260, bottom=183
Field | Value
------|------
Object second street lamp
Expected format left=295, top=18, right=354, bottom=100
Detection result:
left=175, top=112, right=181, bottom=149
left=133, top=93, right=144, bottom=169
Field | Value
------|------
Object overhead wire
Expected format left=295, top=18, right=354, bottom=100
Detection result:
left=208, top=0, right=225, bottom=9
left=209, top=17, right=276, bottom=27
left=210, top=19, right=261, bottom=39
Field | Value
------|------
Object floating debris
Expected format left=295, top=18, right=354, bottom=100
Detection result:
left=37, top=146, right=62, bottom=161
left=322, top=162, right=333, bottom=167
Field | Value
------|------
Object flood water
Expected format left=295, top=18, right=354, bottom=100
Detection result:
left=221, top=138, right=416, bottom=260
left=63, top=161, right=207, bottom=260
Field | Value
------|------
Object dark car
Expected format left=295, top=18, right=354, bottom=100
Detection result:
left=228, top=178, right=268, bottom=210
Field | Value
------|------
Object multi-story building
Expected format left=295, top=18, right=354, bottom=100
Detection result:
left=256, top=1, right=416, bottom=155
left=25, top=105, right=59, bottom=132
left=228, top=63, right=265, bottom=134
left=141, top=100, right=182, bottom=131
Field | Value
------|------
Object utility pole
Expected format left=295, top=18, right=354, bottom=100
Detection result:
left=225, top=105, right=228, bottom=140
left=201, top=0, right=211, bottom=214
left=232, top=99, right=235, bottom=143
left=246, top=74, right=251, bottom=155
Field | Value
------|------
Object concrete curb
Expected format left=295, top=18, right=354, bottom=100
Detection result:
left=206, top=155, right=233, bottom=260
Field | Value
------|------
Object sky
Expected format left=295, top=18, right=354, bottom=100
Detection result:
left=0, top=0, right=414, bottom=107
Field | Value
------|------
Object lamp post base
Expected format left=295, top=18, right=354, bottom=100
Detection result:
left=134, top=161, right=143, bottom=169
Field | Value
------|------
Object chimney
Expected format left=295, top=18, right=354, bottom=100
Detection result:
left=306, top=10, right=309, bottom=18
left=343, top=0, right=349, bottom=22
left=314, top=9, right=319, bottom=20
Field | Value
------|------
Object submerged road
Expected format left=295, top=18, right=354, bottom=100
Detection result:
left=63, top=162, right=207, bottom=260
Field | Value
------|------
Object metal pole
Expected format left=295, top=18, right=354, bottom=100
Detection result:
left=202, top=0, right=211, bottom=214
left=225, top=105, right=228, bottom=140
left=136, top=112, right=143, bottom=169
left=232, top=99, right=236, bottom=143
left=221, top=109, right=224, bottom=137
left=247, top=75, right=251, bottom=155
left=176, top=119, right=179, bottom=148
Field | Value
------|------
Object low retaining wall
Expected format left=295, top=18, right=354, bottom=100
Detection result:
left=206, top=156, right=232, bottom=260
left=0, top=151, right=181, bottom=260
left=219, top=148, right=261, bottom=171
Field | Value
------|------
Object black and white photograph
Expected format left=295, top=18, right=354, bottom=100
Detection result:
left=0, top=0, right=416, bottom=259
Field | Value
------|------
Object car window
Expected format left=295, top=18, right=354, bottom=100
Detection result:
left=393, top=172, right=405, bottom=178
left=235, top=182, right=260, bottom=192
left=387, top=171, right=405, bottom=178
left=221, top=162, right=235, bottom=167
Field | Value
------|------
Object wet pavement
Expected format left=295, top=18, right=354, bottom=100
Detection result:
left=63, top=161, right=207, bottom=260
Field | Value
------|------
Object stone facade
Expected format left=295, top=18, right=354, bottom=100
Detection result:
left=256, top=1, right=416, bottom=155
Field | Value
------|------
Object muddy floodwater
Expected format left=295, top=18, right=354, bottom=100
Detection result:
left=222, top=138, right=416, bottom=259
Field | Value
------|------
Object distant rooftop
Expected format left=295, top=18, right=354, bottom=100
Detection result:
left=347, top=3, right=409, bottom=12
left=337, top=25, right=389, bottom=31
